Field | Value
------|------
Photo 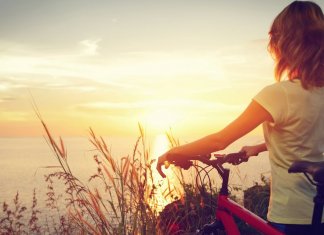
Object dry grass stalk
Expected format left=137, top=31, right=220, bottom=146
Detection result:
left=33, top=109, right=162, bottom=234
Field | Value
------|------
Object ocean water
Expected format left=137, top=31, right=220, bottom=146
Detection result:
left=0, top=135, right=270, bottom=223
left=0, top=136, right=139, bottom=223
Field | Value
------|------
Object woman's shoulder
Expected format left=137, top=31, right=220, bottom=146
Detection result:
left=261, top=80, right=324, bottom=101
left=262, top=80, right=303, bottom=93
left=255, top=82, right=287, bottom=104
left=259, top=81, right=289, bottom=94
left=255, top=81, right=304, bottom=103
left=267, top=80, right=300, bottom=88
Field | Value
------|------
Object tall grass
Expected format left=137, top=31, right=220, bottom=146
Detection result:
left=38, top=116, right=162, bottom=234
left=0, top=108, right=270, bottom=234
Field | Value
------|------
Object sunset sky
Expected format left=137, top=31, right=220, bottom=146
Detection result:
left=1, top=0, right=323, bottom=137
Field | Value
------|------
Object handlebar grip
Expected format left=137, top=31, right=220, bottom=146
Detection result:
left=224, top=151, right=247, bottom=165
left=170, top=155, right=211, bottom=170
left=173, top=160, right=193, bottom=170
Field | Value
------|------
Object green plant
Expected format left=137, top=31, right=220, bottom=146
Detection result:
left=158, top=183, right=217, bottom=234
left=243, top=175, right=270, bottom=220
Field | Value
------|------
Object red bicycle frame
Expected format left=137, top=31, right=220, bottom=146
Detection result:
left=192, top=153, right=285, bottom=235
left=216, top=195, right=283, bottom=235
left=170, top=153, right=323, bottom=234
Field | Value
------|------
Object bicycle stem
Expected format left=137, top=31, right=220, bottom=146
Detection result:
left=214, top=163, right=230, bottom=196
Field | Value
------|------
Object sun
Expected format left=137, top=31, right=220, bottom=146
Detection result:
left=139, top=108, right=182, bottom=133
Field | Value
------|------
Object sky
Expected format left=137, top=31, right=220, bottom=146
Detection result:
left=1, top=0, right=324, bottom=138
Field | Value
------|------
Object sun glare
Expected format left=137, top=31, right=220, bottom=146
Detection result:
left=152, top=134, right=170, bottom=159
left=140, top=109, right=182, bottom=134
left=151, top=134, right=184, bottom=212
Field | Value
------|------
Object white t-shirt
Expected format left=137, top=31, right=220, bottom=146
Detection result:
left=253, top=80, right=324, bottom=224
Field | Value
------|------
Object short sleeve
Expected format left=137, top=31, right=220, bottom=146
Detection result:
left=253, top=84, right=288, bottom=125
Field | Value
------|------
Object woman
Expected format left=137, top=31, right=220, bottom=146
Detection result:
left=156, top=1, right=324, bottom=234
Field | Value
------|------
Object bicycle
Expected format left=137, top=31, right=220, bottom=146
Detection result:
left=162, top=152, right=324, bottom=235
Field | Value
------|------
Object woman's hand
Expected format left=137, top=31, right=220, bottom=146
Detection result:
left=156, top=147, right=181, bottom=178
left=156, top=152, right=169, bottom=178
left=240, top=143, right=267, bottom=158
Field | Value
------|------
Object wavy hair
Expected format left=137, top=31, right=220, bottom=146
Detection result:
left=268, top=1, right=324, bottom=89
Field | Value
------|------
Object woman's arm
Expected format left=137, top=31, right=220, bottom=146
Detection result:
left=157, top=100, right=273, bottom=177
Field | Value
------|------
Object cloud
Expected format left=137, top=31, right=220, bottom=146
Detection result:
left=0, top=77, right=28, bottom=91
left=79, top=39, right=101, bottom=56
left=0, top=40, right=270, bottom=126
left=0, top=47, right=233, bottom=100
left=1, top=111, right=29, bottom=121
left=0, top=97, right=15, bottom=102
left=0, top=83, right=9, bottom=91
left=44, top=83, right=97, bottom=92
left=76, top=99, right=244, bottom=113
left=0, top=41, right=250, bottom=93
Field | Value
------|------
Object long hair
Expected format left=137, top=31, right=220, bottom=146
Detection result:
left=268, top=1, right=324, bottom=89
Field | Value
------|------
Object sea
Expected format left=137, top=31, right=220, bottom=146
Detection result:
left=0, top=135, right=271, bottom=226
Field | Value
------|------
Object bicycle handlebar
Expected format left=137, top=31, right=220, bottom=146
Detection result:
left=169, top=151, right=248, bottom=170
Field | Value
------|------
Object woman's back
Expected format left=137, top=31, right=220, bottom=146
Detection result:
left=254, top=79, right=324, bottom=224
